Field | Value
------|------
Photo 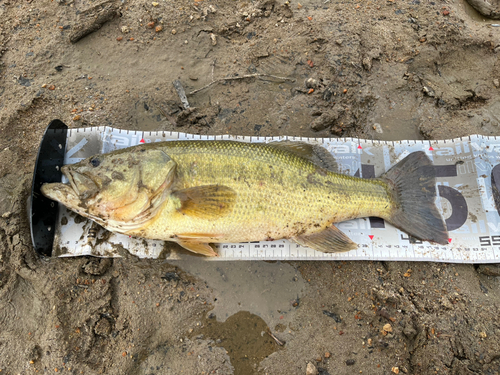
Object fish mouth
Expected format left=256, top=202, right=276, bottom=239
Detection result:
left=41, top=181, right=110, bottom=228
left=40, top=182, right=84, bottom=212
left=62, top=165, right=99, bottom=199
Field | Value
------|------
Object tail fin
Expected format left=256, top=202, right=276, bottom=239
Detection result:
left=381, top=151, right=449, bottom=245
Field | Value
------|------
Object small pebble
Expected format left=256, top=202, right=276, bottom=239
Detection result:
left=171, top=29, right=177, bottom=35
left=210, top=33, right=217, bottom=45
left=155, top=25, right=163, bottom=33
left=73, top=115, right=81, bottom=121
left=48, top=85, right=55, bottom=90
left=392, top=367, right=400, bottom=374
left=306, top=362, right=318, bottom=375
left=121, top=26, right=130, bottom=34
left=373, top=123, right=383, bottom=133
left=383, top=323, right=393, bottom=333
left=346, top=359, right=356, bottom=366
left=494, top=79, right=499, bottom=88
left=324, top=352, right=330, bottom=358
left=152, top=1, right=159, bottom=6
left=362, top=57, right=372, bottom=70
left=305, top=78, right=318, bottom=88
left=116, top=36, right=123, bottom=41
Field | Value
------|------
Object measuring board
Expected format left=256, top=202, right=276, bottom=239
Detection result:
left=31, top=123, right=500, bottom=263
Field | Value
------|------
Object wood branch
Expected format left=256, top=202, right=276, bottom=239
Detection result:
left=188, top=73, right=295, bottom=95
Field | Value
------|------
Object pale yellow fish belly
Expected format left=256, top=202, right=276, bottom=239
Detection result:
left=127, top=141, right=394, bottom=243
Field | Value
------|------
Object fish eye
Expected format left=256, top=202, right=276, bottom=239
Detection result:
left=90, top=157, right=101, bottom=167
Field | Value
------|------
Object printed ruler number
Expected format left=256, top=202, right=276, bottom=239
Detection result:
left=479, top=236, right=500, bottom=246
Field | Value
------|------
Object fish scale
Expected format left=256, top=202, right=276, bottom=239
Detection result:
left=143, top=141, right=393, bottom=243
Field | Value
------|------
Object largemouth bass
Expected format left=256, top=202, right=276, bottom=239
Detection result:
left=41, top=140, right=448, bottom=256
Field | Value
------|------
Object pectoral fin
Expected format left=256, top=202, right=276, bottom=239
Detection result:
left=293, top=225, right=357, bottom=253
left=172, top=185, right=236, bottom=220
left=177, top=240, right=218, bottom=257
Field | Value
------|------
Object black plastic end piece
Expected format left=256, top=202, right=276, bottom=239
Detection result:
left=30, top=120, right=68, bottom=257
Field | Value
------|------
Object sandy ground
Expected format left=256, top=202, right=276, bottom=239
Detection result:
left=1, top=0, right=500, bottom=374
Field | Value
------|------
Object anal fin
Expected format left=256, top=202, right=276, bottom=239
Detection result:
left=177, top=240, right=218, bottom=257
left=293, top=225, right=357, bottom=253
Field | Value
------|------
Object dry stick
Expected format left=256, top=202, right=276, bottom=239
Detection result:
left=266, top=329, right=285, bottom=346
left=211, top=59, right=216, bottom=82
left=69, top=3, right=118, bottom=43
left=188, top=73, right=295, bottom=96
left=79, top=0, right=116, bottom=15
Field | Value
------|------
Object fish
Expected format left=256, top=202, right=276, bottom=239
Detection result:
left=41, top=140, right=449, bottom=257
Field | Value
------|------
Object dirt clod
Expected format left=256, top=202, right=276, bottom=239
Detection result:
left=94, top=317, right=112, bottom=336
left=477, top=264, right=500, bottom=276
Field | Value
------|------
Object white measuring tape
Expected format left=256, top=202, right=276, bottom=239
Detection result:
left=53, top=126, right=500, bottom=263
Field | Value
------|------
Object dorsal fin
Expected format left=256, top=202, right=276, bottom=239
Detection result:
left=268, top=141, right=338, bottom=172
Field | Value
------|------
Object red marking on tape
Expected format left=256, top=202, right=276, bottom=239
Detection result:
left=140, top=139, right=145, bottom=143
left=357, top=145, right=362, bottom=149
left=369, top=235, right=374, bottom=240
left=448, top=238, right=452, bottom=243
left=429, top=146, right=434, bottom=151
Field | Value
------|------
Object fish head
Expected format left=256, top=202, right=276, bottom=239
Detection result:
left=41, top=147, right=176, bottom=226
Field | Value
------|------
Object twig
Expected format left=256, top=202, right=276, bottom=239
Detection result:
left=155, top=104, right=169, bottom=118
left=79, top=0, right=115, bottom=15
left=211, top=59, right=216, bottom=82
left=188, top=73, right=295, bottom=95
left=69, top=2, right=118, bottom=43
left=266, top=329, right=285, bottom=346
